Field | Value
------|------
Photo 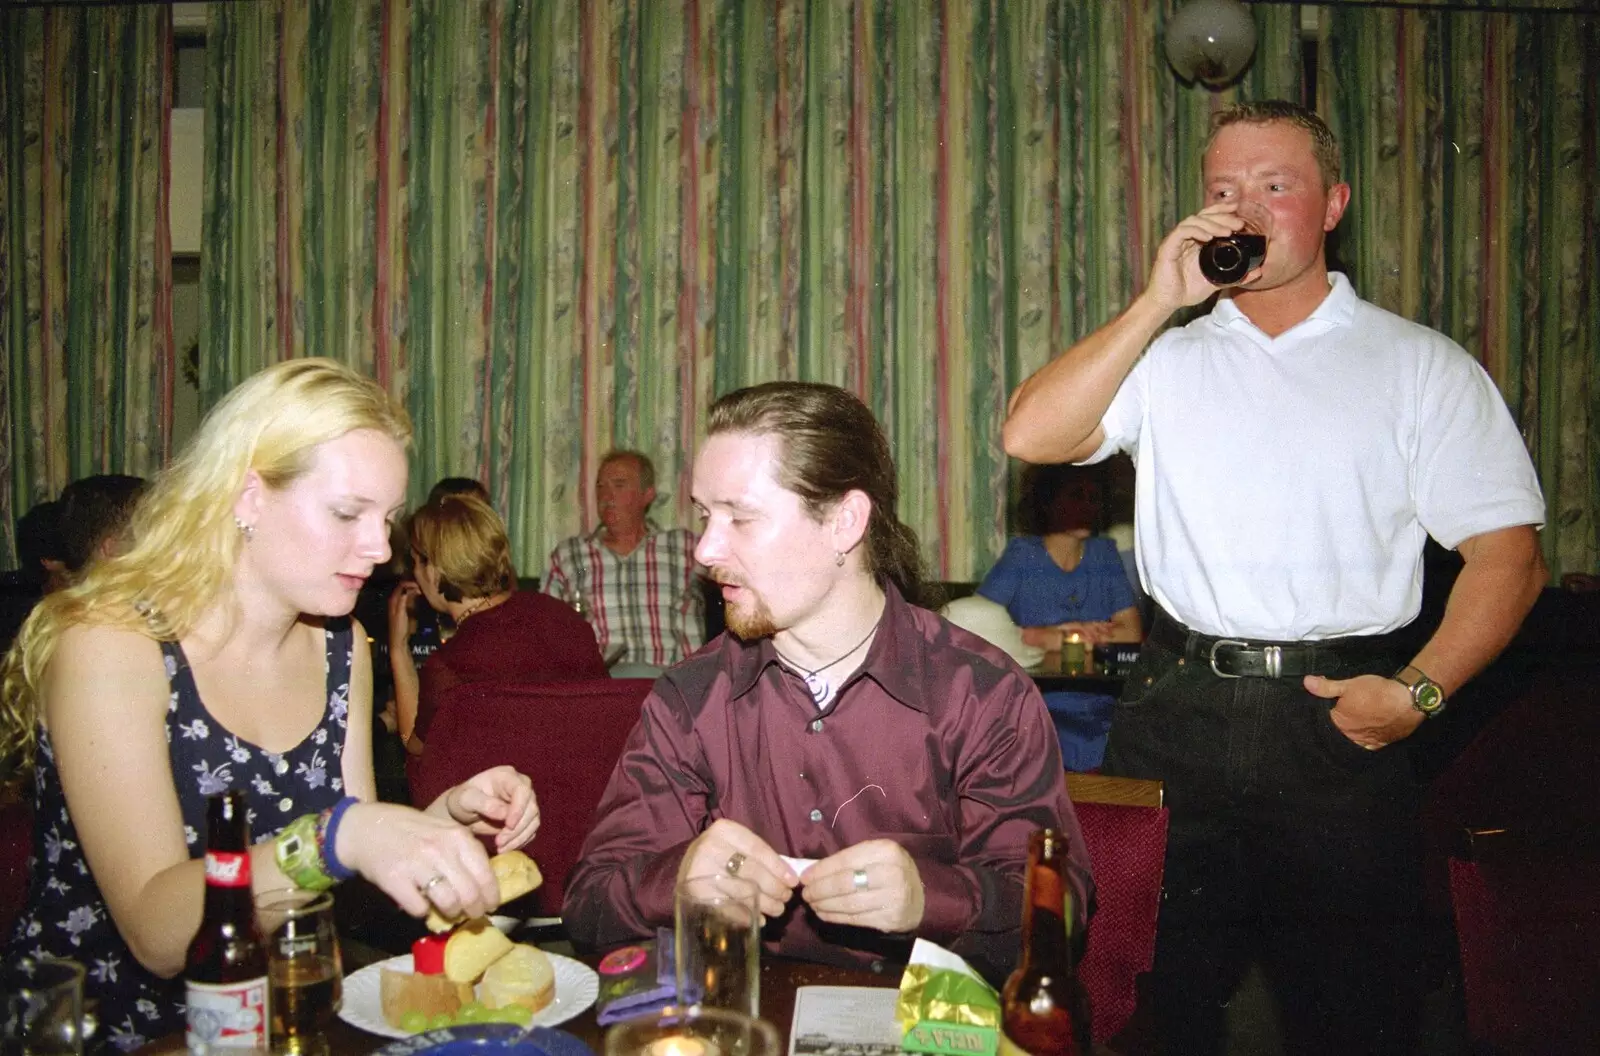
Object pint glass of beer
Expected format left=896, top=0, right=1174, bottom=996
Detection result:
left=255, top=890, right=342, bottom=1056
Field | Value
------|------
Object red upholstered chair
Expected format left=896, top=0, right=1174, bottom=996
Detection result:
left=1066, top=773, right=1168, bottom=1046
left=1448, top=828, right=1600, bottom=1055
left=0, top=790, right=32, bottom=938
left=409, top=677, right=655, bottom=919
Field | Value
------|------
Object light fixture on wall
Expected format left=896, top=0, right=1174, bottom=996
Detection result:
left=1166, top=0, right=1258, bottom=88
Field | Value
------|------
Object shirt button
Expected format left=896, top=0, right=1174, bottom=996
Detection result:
left=278, top=797, right=294, bottom=812
left=809, top=809, right=823, bottom=822
left=275, top=759, right=290, bottom=775
left=871, top=960, right=886, bottom=974
left=810, top=719, right=823, bottom=733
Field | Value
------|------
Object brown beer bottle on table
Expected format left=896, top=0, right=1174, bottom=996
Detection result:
left=185, top=790, right=269, bottom=1054
left=1000, top=828, right=1092, bottom=1055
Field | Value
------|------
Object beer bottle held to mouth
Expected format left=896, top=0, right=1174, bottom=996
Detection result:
left=186, top=790, right=269, bottom=1054
left=999, top=828, right=1092, bottom=1055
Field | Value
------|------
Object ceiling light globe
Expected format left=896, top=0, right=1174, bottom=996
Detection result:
left=1166, top=0, right=1259, bottom=88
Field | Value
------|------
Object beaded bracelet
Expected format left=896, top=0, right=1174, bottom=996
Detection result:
left=275, top=813, right=334, bottom=892
left=316, top=796, right=360, bottom=882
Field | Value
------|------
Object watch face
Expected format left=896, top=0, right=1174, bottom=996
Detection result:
left=1415, top=682, right=1445, bottom=714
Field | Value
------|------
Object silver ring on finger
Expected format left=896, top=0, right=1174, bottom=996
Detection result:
left=725, top=852, right=747, bottom=877
left=853, top=867, right=869, bottom=892
left=423, top=874, right=448, bottom=893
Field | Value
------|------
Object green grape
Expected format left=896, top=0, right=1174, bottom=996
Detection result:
left=457, top=1002, right=489, bottom=1024
left=496, top=1004, right=534, bottom=1026
left=428, top=1012, right=454, bottom=1031
left=398, top=1010, right=429, bottom=1035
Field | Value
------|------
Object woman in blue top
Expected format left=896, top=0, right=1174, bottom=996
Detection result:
left=978, top=464, right=1142, bottom=769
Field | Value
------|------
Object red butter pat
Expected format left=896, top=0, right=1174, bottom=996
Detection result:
left=412, top=934, right=448, bottom=975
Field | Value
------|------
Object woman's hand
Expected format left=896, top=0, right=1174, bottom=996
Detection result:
left=1021, top=626, right=1065, bottom=651
left=333, top=801, right=501, bottom=923
left=1059, top=619, right=1116, bottom=645
left=437, top=766, right=541, bottom=852
left=387, top=581, right=421, bottom=653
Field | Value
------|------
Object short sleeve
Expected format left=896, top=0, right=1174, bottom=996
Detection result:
left=976, top=539, right=1028, bottom=608
left=1413, top=350, right=1545, bottom=549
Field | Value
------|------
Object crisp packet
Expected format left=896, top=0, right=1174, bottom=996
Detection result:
left=594, top=927, right=678, bottom=1026
left=895, top=938, right=1002, bottom=1056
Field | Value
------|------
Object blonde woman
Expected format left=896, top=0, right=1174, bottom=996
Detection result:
left=389, top=494, right=606, bottom=755
left=0, top=359, right=540, bottom=1051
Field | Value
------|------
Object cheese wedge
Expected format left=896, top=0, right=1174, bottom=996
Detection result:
left=442, top=917, right=515, bottom=984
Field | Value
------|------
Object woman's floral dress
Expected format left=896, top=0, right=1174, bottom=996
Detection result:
left=5, top=622, right=354, bottom=1052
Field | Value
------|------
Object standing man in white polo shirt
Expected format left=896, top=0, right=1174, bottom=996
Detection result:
left=1003, top=101, right=1546, bottom=1056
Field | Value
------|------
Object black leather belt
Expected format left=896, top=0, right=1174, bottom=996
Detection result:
left=1148, top=610, right=1408, bottom=680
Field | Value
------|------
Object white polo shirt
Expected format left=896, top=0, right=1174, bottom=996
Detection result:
left=1088, top=273, right=1545, bottom=640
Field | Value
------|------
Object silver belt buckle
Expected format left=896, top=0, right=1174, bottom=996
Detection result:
left=1209, top=638, right=1249, bottom=678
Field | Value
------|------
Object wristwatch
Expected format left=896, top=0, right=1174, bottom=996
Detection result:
left=1393, top=664, right=1446, bottom=717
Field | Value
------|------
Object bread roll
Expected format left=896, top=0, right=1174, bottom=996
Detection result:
left=424, top=851, right=545, bottom=933
left=442, top=917, right=515, bottom=984
left=478, top=944, right=556, bottom=1015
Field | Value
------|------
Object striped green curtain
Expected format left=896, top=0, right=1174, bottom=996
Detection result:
left=200, top=0, right=1309, bottom=580
left=208, top=1, right=1596, bottom=582
left=1321, top=5, right=1600, bottom=580
left=0, top=6, right=174, bottom=562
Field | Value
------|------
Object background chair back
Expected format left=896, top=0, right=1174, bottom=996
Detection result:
left=1066, top=773, right=1168, bottom=1045
left=1448, top=829, right=1600, bottom=1055
left=410, top=677, right=654, bottom=917
left=0, top=790, right=31, bottom=939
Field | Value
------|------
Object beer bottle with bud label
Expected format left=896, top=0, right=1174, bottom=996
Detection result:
left=999, top=828, right=1092, bottom=1055
left=185, top=790, right=269, bottom=1054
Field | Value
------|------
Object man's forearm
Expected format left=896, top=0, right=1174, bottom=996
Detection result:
left=1002, top=292, right=1171, bottom=463
left=1411, top=525, right=1546, bottom=697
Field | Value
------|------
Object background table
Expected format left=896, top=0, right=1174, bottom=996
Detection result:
left=1026, top=648, right=1126, bottom=696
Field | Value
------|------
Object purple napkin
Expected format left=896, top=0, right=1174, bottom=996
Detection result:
left=594, top=928, right=678, bottom=1026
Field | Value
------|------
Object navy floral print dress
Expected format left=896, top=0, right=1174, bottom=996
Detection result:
left=5, top=622, right=354, bottom=1052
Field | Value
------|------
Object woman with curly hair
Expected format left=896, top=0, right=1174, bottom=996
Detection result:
left=0, top=359, right=540, bottom=1051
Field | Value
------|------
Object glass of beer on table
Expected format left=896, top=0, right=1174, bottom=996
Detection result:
left=254, top=889, right=342, bottom=1056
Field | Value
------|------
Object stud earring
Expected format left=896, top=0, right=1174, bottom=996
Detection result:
left=234, top=517, right=256, bottom=541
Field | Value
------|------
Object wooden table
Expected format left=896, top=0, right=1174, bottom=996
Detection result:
left=1026, top=648, right=1126, bottom=696
left=139, top=945, right=893, bottom=1054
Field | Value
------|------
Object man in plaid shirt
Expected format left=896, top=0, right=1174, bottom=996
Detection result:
left=544, top=450, right=705, bottom=672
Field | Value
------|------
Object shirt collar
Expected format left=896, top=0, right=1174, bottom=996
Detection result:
left=587, top=518, right=661, bottom=544
left=1210, top=271, right=1356, bottom=335
left=724, top=582, right=932, bottom=714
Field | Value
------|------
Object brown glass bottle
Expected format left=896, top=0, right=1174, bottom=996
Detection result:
left=185, top=790, right=269, bottom=1054
left=1199, top=233, right=1267, bottom=286
left=999, top=828, right=1091, bottom=1056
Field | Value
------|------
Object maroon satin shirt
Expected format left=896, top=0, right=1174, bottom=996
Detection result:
left=563, top=585, right=1091, bottom=983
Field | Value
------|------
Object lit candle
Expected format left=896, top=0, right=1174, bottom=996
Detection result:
left=1063, top=632, right=1086, bottom=673
left=642, top=1039, right=715, bottom=1056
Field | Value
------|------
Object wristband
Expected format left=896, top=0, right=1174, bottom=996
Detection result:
left=275, top=813, right=334, bottom=892
left=318, top=796, right=360, bottom=882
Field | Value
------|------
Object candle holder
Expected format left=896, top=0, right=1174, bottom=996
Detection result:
left=603, top=1006, right=780, bottom=1056
left=1063, top=633, right=1086, bottom=674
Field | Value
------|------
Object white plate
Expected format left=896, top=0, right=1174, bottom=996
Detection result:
left=339, top=952, right=600, bottom=1038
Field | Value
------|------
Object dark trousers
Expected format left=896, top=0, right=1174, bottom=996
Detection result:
left=1103, top=616, right=1429, bottom=1056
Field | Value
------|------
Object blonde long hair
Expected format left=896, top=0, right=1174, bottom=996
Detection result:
left=0, top=358, right=412, bottom=781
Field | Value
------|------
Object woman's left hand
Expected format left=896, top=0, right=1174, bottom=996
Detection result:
left=441, top=766, right=541, bottom=851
